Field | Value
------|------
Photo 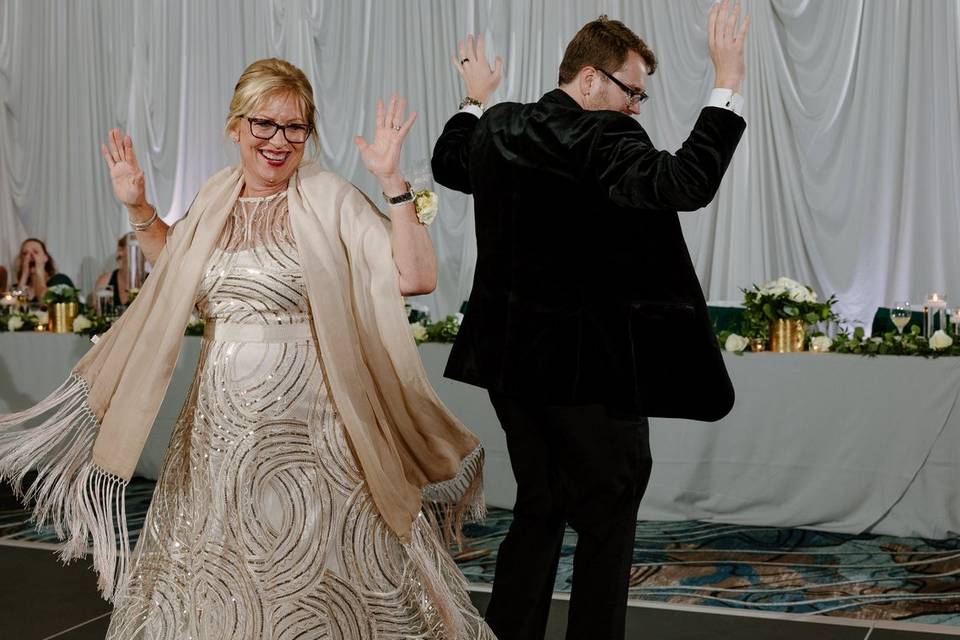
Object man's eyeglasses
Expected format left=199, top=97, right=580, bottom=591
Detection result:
left=597, top=69, right=649, bottom=107
left=246, top=117, right=312, bottom=144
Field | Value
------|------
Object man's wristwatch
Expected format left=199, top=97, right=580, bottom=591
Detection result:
left=382, top=181, right=414, bottom=207
left=458, top=96, right=484, bottom=111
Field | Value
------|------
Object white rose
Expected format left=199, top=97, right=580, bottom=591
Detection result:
left=454, top=312, right=464, bottom=326
left=760, top=281, right=787, bottom=296
left=413, top=190, right=439, bottom=226
left=761, top=277, right=788, bottom=293
left=33, top=310, right=49, bottom=325
left=7, top=316, right=23, bottom=331
left=788, top=286, right=817, bottom=303
left=72, top=314, right=92, bottom=332
left=930, top=330, right=954, bottom=351
left=410, top=322, right=427, bottom=343
left=724, top=333, right=749, bottom=353
left=810, top=335, right=833, bottom=352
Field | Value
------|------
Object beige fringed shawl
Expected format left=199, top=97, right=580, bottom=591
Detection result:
left=0, top=164, right=484, bottom=619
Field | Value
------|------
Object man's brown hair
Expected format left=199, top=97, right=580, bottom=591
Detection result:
left=558, top=16, right=657, bottom=85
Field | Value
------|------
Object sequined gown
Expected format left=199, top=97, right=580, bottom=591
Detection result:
left=106, top=192, right=493, bottom=640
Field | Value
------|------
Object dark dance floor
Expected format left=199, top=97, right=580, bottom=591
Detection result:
left=0, top=545, right=953, bottom=639
left=0, top=476, right=956, bottom=639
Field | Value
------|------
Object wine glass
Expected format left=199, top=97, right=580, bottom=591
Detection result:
left=95, top=286, right=114, bottom=317
left=890, top=301, right=912, bottom=335
left=11, top=287, right=28, bottom=313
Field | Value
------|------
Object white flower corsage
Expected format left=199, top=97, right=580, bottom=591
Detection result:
left=413, top=189, right=439, bottom=226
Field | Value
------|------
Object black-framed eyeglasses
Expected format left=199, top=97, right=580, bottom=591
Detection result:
left=597, top=69, right=649, bottom=107
left=246, top=117, right=312, bottom=144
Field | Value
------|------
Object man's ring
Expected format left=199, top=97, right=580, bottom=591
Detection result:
left=460, top=58, right=470, bottom=64
left=392, top=125, right=401, bottom=131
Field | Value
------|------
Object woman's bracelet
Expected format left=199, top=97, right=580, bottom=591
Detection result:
left=129, top=205, right=159, bottom=231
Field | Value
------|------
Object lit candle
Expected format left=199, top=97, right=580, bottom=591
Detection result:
left=927, top=292, right=946, bottom=306
left=925, top=293, right=948, bottom=336
left=0, top=293, right=13, bottom=307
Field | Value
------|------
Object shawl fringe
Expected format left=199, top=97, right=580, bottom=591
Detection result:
left=0, top=374, right=131, bottom=601
left=422, top=444, right=487, bottom=548
left=404, top=516, right=469, bottom=640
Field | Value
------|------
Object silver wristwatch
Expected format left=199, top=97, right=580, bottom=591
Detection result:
left=458, top=96, right=484, bottom=111
left=382, top=181, right=414, bottom=207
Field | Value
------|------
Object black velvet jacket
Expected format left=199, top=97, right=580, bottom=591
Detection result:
left=431, top=89, right=746, bottom=421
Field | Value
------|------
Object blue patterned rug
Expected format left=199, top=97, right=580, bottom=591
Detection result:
left=2, top=477, right=959, bottom=627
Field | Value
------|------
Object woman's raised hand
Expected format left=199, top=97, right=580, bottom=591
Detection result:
left=101, top=129, right=147, bottom=209
left=354, top=94, right=417, bottom=181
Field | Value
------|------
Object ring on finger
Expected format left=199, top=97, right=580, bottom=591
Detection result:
left=392, top=125, right=402, bottom=131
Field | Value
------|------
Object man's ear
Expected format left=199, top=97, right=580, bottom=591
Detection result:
left=579, top=66, right=597, bottom=97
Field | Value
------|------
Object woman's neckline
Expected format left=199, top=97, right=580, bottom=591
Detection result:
left=238, top=190, right=287, bottom=203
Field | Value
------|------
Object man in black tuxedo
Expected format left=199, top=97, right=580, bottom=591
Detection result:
left=431, top=4, right=749, bottom=639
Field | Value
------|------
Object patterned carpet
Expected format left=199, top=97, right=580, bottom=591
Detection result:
left=2, top=477, right=959, bottom=627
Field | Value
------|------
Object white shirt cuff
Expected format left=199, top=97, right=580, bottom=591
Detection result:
left=707, top=88, right=744, bottom=116
left=458, top=104, right=483, bottom=118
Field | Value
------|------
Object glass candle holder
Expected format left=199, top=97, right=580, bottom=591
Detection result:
left=924, top=293, right=947, bottom=337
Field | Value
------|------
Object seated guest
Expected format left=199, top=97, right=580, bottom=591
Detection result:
left=14, top=238, right=75, bottom=302
left=94, top=234, right=132, bottom=306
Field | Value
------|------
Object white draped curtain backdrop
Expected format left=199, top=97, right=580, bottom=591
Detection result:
left=1, top=0, right=958, bottom=327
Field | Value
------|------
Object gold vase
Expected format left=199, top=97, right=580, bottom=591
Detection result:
left=769, top=318, right=805, bottom=352
left=49, top=302, right=79, bottom=333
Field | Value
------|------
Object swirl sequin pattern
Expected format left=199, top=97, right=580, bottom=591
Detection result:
left=105, top=192, right=493, bottom=639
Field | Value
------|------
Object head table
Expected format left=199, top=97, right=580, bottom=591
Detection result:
left=1, top=334, right=957, bottom=539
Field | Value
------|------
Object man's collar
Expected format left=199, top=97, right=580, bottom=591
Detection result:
left=540, top=88, right=583, bottom=110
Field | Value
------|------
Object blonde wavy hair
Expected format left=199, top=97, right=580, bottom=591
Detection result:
left=224, top=58, right=320, bottom=150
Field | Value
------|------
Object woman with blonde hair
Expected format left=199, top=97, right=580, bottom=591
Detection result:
left=0, top=58, right=493, bottom=639
left=93, top=234, right=133, bottom=307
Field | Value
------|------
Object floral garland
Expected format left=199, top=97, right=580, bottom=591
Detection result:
left=71, top=312, right=206, bottom=337
left=829, top=325, right=957, bottom=357
left=410, top=314, right=462, bottom=345
left=4, top=301, right=458, bottom=345
left=2, top=309, right=43, bottom=332
left=1, top=307, right=205, bottom=338
left=716, top=276, right=959, bottom=357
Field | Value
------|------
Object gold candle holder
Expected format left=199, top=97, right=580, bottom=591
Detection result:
left=749, top=338, right=767, bottom=352
left=769, top=319, right=805, bottom=352
left=49, top=302, right=79, bottom=333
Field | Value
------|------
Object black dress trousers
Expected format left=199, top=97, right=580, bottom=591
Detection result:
left=484, top=392, right=653, bottom=640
